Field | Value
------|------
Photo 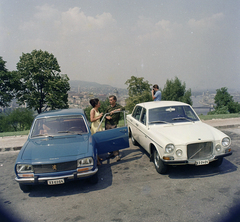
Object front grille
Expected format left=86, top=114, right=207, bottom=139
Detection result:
left=187, top=142, right=213, bottom=160
left=34, top=161, right=77, bottom=174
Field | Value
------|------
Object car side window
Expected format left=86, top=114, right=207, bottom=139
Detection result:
left=132, top=106, right=142, bottom=121
left=140, top=108, right=146, bottom=125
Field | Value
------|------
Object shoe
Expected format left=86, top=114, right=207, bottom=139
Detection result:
left=114, top=155, right=121, bottom=162
left=106, top=152, right=115, bottom=159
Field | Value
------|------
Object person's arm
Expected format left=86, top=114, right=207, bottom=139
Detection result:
left=90, top=109, right=103, bottom=122
left=152, top=89, right=155, bottom=100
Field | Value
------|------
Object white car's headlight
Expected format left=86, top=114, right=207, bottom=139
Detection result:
left=77, top=157, right=94, bottom=167
left=16, top=164, right=34, bottom=173
left=215, top=144, right=222, bottom=152
left=165, top=144, right=175, bottom=153
left=176, top=149, right=183, bottom=157
left=222, top=137, right=231, bottom=147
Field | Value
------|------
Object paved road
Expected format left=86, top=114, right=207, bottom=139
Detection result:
left=0, top=125, right=240, bottom=222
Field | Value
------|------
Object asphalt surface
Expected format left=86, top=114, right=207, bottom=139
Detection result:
left=1, top=118, right=240, bottom=152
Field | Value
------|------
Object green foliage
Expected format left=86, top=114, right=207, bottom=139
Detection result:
left=16, top=49, right=70, bottom=114
left=213, top=87, right=240, bottom=114
left=161, top=77, right=192, bottom=105
left=0, top=57, right=17, bottom=107
left=208, top=106, right=229, bottom=115
left=125, top=76, right=152, bottom=113
left=0, top=108, right=34, bottom=132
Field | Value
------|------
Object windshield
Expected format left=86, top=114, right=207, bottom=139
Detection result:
left=31, top=115, right=88, bottom=137
left=149, top=105, right=199, bottom=124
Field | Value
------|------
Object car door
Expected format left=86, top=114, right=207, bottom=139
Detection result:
left=92, top=111, right=129, bottom=155
left=137, top=108, right=151, bottom=151
left=128, top=106, right=142, bottom=143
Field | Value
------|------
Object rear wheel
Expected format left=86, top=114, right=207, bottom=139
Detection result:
left=153, top=148, right=168, bottom=174
left=19, top=184, right=32, bottom=193
left=210, top=157, right=223, bottom=167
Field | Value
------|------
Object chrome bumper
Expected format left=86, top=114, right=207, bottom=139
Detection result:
left=15, top=168, right=98, bottom=184
left=163, top=151, right=232, bottom=165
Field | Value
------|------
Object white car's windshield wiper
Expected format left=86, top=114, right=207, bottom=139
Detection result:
left=149, top=120, right=171, bottom=124
left=172, top=117, right=194, bottom=122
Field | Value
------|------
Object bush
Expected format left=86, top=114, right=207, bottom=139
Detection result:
left=0, top=108, right=34, bottom=132
left=208, top=106, right=229, bottom=115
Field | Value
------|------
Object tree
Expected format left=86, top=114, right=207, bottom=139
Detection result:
left=213, top=87, right=240, bottom=113
left=125, top=76, right=152, bottom=112
left=161, top=77, right=192, bottom=105
left=0, top=108, right=34, bottom=132
left=16, top=50, right=70, bottom=114
left=0, top=57, right=17, bottom=107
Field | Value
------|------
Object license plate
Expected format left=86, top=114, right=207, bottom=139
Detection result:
left=47, top=179, right=65, bottom=185
left=195, top=160, right=209, bottom=165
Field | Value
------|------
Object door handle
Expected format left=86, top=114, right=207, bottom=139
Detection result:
left=136, top=123, right=138, bottom=127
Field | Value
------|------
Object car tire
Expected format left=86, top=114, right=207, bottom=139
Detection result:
left=19, top=184, right=32, bottom=193
left=210, top=157, right=223, bottom=167
left=88, top=172, right=98, bottom=184
left=153, top=148, right=168, bottom=174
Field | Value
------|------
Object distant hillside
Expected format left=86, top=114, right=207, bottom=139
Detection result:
left=69, top=80, right=112, bottom=89
left=69, top=80, right=128, bottom=95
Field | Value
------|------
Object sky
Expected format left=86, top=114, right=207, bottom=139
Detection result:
left=0, top=0, right=239, bottom=91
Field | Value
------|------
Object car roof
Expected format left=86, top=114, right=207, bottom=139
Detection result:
left=35, top=109, right=85, bottom=119
left=136, top=101, right=190, bottom=109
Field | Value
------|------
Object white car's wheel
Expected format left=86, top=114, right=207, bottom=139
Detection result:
left=131, top=135, right=139, bottom=146
left=153, top=148, right=168, bottom=174
left=129, top=129, right=138, bottom=146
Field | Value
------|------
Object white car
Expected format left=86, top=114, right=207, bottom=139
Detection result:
left=127, top=101, right=232, bottom=174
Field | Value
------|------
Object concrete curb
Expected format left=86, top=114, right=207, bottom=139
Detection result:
left=0, top=147, right=22, bottom=152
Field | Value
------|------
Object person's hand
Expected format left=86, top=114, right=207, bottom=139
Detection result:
left=106, top=116, right=112, bottom=120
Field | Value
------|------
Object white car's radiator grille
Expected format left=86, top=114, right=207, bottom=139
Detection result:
left=187, top=142, right=213, bottom=159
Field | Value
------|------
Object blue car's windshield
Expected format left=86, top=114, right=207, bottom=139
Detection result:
left=149, top=106, right=199, bottom=124
left=31, top=115, right=88, bottom=137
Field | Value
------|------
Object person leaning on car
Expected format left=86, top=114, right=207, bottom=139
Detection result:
left=105, top=95, right=125, bottom=161
left=152, top=84, right=161, bottom=101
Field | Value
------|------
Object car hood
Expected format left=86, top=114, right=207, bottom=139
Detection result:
left=150, top=121, right=225, bottom=145
left=21, top=135, right=91, bottom=160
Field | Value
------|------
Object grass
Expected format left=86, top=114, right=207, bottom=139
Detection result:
left=1, top=114, right=239, bottom=137
left=0, top=130, right=29, bottom=137
left=198, top=113, right=240, bottom=121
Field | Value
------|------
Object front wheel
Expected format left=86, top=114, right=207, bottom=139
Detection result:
left=19, top=184, right=32, bottom=193
left=153, top=148, right=168, bottom=174
left=210, top=157, right=223, bottom=167
left=88, top=172, right=98, bottom=184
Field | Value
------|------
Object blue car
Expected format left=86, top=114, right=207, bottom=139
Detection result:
left=14, top=109, right=129, bottom=192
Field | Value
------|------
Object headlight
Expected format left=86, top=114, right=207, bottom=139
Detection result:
left=77, top=157, right=94, bottom=167
left=176, top=149, right=183, bottom=157
left=215, top=144, right=221, bottom=152
left=16, top=164, right=34, bottom=173
left=165, top=144, right=175, bottom=153
left=222, top=137, right=230, bottom=147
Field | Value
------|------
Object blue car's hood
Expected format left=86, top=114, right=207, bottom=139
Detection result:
left=22, top=135, right=90, bottom=160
